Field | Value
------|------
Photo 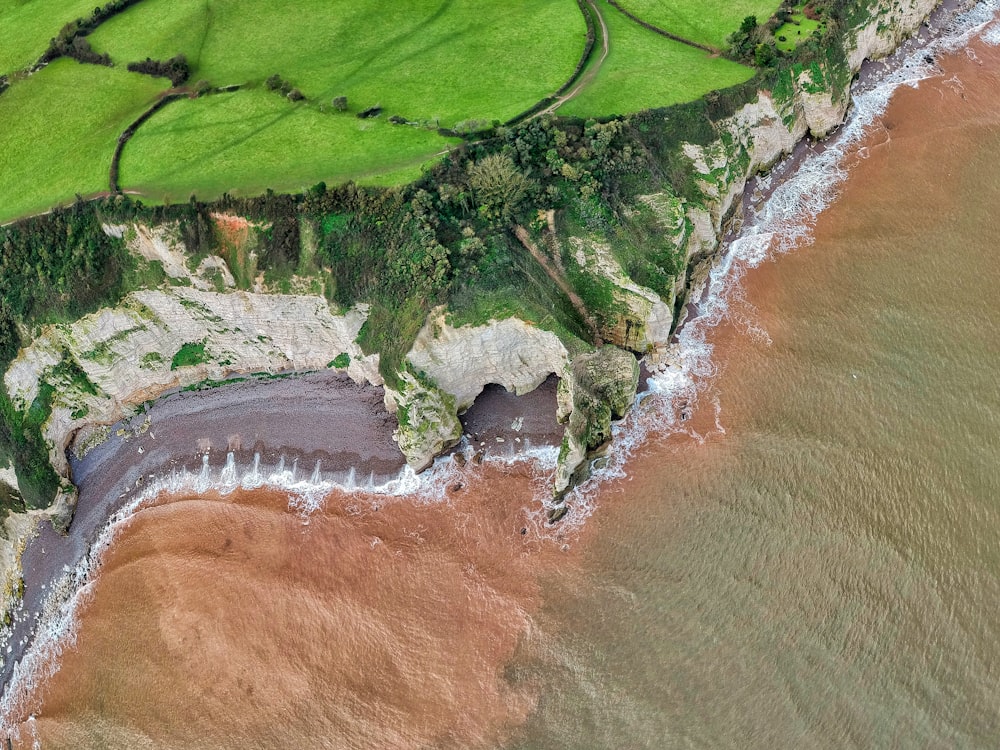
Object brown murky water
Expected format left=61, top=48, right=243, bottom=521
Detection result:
left=8, top=24, right=1000, bottom=750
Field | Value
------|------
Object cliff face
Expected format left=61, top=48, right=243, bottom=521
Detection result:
left=3, top=286, right=383, bottom=522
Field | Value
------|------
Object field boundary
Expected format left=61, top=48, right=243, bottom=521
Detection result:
left=501, top=0, right=599, bottom=126
left=604, top=0, right=719, bottom=54
left=109, top=92, right=184, bottom=193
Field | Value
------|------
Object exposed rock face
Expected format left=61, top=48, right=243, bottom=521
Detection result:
left=393, top=310, right=570, bottom=470
left=4, top=288, right=382, bottom=519
left=407, top=310, right=569, bottom=411
left=103, top=223, right=236, bottom=291
left=567, top=237, right=674, bottom=352
left=384, top=371, right=462, bottom=472
left=666, top=0, right=940, bottom=343
left=554, top=346, right=639, bottom=497
left=848, top=0, right=940, bottom=70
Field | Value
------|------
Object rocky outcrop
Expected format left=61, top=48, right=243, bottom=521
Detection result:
left=392, top=310, right=570, bottom=470
left=384, top=371, right=462, bottom=472
left=566, top=236, right=674, bottom=352
left=406, top=309, right=569, bottom=411
left=847, top=0, right=941, bottom=70
left=553, top=346, right=639, bottom=498
left=103, top=222, right=236, bottom=291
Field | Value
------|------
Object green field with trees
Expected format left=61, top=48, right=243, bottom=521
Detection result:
left=118, top=89, right=454, bottom=205
left=0, top=0, right=784, bottom=222
left=87, top=0, right=587, bottom=127
left=0, top=0, right=101, bottom=74
left=0, top=59, right=162, bottom=221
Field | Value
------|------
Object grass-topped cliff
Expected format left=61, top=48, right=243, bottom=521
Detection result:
left=0, top=0, right=942, bottom=518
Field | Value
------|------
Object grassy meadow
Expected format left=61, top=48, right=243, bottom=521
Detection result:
left=559, top=7, right=755, bottom=118
left=87, top=0, right=587, bottom=126
left=0, top=60, right=162, bottom=223
left=775, top=14, right=823, bottom=52
left=0, top=0, right=101, bottom=74
left=613, top=0, right=782, bottom=49
left=118, top=89, right=454, bottom=203
left=1, top=0, right=782, bottom=221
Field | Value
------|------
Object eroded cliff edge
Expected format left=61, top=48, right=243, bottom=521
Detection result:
left=0, top=0, right=949, bottom=615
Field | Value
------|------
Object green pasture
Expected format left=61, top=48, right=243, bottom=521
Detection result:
left=775, top=14, right=823, bottom=52
left=118, top=89, right=454, bottom=204
left=88, top=0, right=587, bottom=127
left=0, top=60, right=161, bottom=223
left=559, top=7, right=755, bottom=118
left=0, top=0, right=100, bottom=74
left=612, top=0, right=781, bottom=49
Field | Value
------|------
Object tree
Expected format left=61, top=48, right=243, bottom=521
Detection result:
left=333, top=96, right=348, bottom=111
left=467, top=153, right=532, bottom=224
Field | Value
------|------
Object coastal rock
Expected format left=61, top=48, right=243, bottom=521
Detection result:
left=798, top=75, right=850, bottom=139
left=848, top=0, right=940, bottom=70
left=567, top=236, right=674, bottom=352
left=406, top=310, right=568, bottom=411
left=554, top=346, right=640, bottom=496
left=3, top=288, right=383, bottom=519
left=384, top=371, right=462, bottom=472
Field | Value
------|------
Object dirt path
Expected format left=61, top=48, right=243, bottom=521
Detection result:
left=537, top=0, right=610, bottom=117
left=513, top=225, right=603, bottom=345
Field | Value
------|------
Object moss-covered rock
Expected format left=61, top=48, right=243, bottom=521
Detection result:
left=554, top=345, right=639, bottom=497
left=386, top=370, right=462, bottom=472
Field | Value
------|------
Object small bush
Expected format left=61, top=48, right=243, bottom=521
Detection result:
left=328, top=352, right=350, bottom=369
left=170, top=341, right=208, bottom=369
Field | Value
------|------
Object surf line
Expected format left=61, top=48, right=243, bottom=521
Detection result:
left=556, top=0, right=1000, bottom=525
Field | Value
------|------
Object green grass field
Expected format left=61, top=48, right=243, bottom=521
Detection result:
left=613, top=0, right=781, bottom=49
left=0, top=60, right=162, bottom=223
left=559, top=6, right=755, bottom=118
left=118, top=89, right=454, bottom=203
left=775, top=14, right=823, bottom=52
left=0, top=0, right=101, bottom=75
left=88, top=0, right=586, bottom=127
left=1, top=0, right=772, bottom=222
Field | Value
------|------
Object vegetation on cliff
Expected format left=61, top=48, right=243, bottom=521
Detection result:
left=0, top=0, right=915, bottom=510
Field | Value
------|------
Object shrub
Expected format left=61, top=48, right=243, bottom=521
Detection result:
left=126, top=54, right=190, bottom=86
left=170, top=341, right=208, bottom=369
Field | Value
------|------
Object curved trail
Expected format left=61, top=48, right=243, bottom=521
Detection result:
left=538, top=0, right=609, bottom=117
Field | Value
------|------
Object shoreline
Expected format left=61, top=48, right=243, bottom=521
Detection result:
left=1, top=0, right=996, bottom=725
left=0, top=369, right=564, bottom=701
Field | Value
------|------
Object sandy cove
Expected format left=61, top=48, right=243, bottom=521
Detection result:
left=0, top=370, right=563, bottom=696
